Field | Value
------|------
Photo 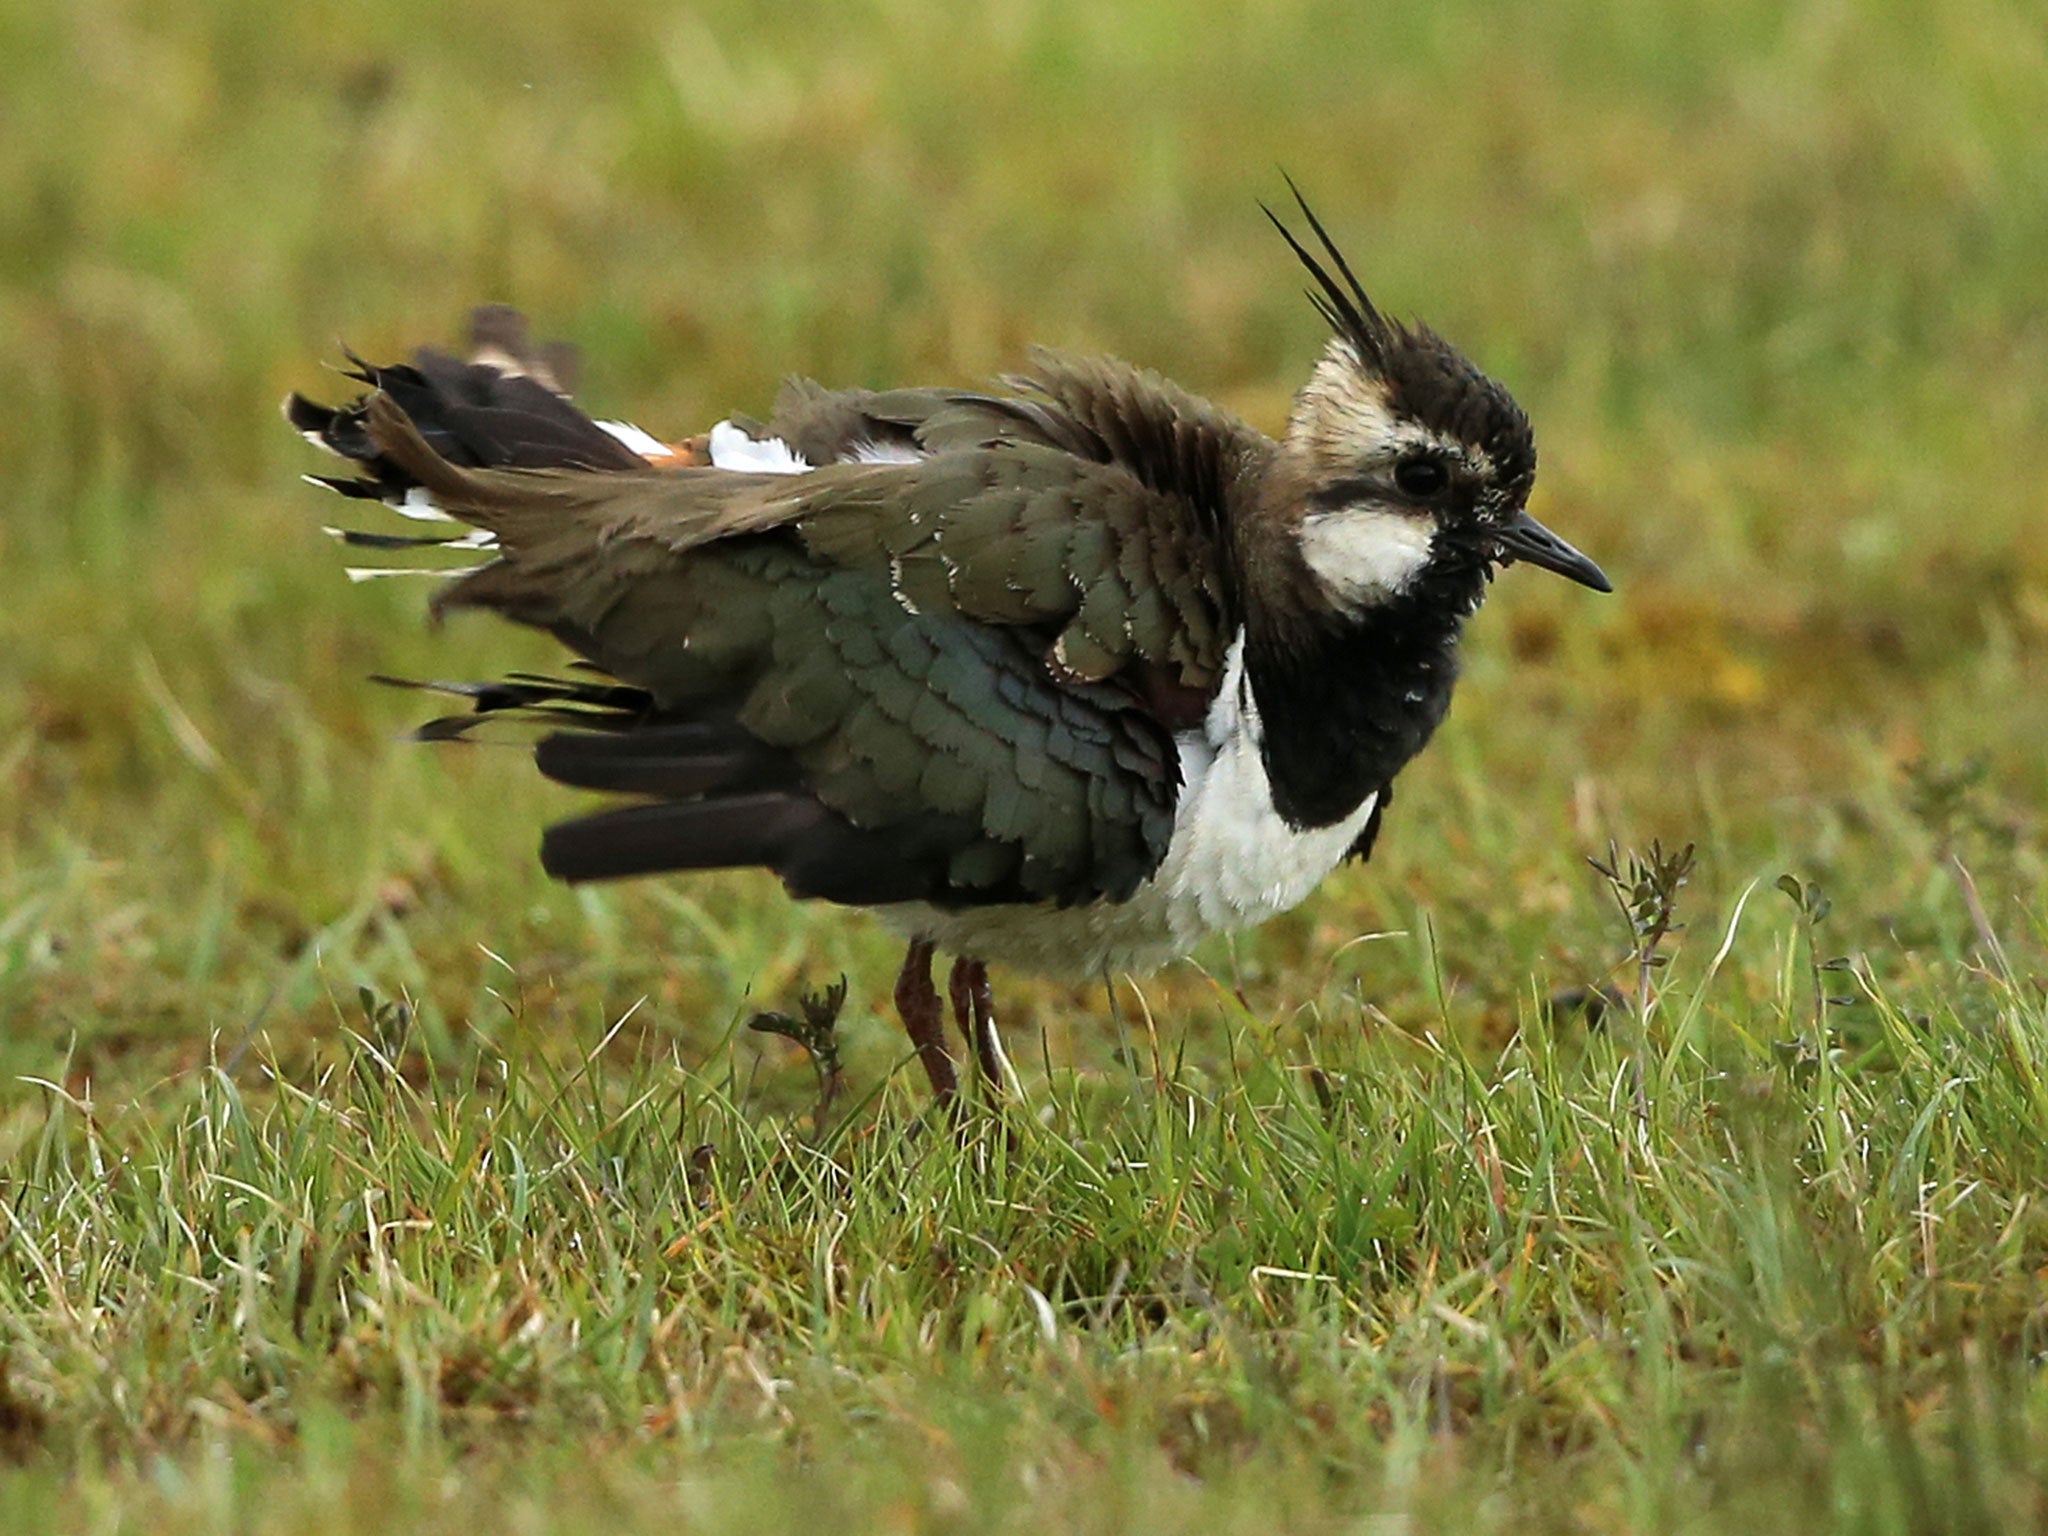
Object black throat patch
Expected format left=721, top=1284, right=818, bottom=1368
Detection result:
left=1244, top=549, right=1488, bottom=830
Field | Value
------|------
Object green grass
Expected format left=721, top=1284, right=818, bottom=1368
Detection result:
left=5, top=0, right=2048, bottom=1528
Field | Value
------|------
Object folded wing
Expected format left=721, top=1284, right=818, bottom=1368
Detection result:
left=291, top=313, right=1270, bottom=910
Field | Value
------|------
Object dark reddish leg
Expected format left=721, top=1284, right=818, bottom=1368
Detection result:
left=947, top=956, right=1007, bottom=1093
left=894, top=938, right=958, bottom=1102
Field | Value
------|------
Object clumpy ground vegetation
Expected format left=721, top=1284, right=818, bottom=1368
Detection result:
left=4, top=1, right=2047, bottom=1530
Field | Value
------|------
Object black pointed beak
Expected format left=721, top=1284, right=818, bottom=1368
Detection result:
left=1495, top=510, right=1612, bottom=593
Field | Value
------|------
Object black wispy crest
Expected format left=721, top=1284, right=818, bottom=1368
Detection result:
left=1261, top=176, right=1396, bottom=369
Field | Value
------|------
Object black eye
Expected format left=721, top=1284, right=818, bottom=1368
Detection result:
left=1394, top=455, right=1449, bottom=498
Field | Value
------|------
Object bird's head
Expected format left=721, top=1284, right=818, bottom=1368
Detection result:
left=1263, top=192, right=1610, bottom=615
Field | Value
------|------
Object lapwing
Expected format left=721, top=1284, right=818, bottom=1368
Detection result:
left=287, top=192, right=1610, bottom=1103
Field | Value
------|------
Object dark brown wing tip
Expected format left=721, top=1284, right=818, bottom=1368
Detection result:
left=363, top=392, right=470, bottom=501
left=282, top=392, right=333, bottom=435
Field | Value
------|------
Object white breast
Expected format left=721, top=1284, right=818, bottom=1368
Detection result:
left=880, top=631, right=1378, bottom=976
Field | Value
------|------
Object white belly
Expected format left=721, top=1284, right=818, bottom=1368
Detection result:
left=878, top=633, right=1377, bottom=977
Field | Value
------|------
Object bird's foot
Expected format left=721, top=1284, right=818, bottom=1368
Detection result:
left=894, top=938, right=959, bottom=1102
left=947, top=956, right=1009, bottom=1096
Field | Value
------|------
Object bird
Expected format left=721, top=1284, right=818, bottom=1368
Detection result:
left=285, top=190, right=1610, bottom=1104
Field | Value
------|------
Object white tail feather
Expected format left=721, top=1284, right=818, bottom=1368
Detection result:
left=391, top=487, right=457, bottom=523
left=849, top=440, right=925, bottom=466
left=596, top=420, right=671, bottom=459
left=344, top=563, right=488, bottom=584
left=708, top=420, right=810, bottom=474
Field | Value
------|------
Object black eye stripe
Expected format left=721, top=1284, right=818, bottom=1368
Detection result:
left=1311, top=452, right=1479, bottom=512
left=1309, top=476, right=1384, bottom=511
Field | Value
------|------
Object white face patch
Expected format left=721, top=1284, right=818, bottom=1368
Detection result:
left=1295, top=343, right=1465, bottom=466
left=1290, top=338, right=1499, bottom=508
left=1296, top=350, right=1406, bottom=461
left=1298, top=507, right=1436, bottom=607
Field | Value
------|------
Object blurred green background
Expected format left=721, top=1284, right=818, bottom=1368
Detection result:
left=4, top=0, right=2045, bottom=1097
left=7, top=3, right=2048, bottom=1528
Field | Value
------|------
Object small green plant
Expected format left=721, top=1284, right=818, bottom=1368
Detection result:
left=1903, top=757, right=2020, bottom=976
left=355, top=983, right=416, bottom=1064
left=1588, top=840, right=1696, bottom=1120
left=1774, top=874, right=1856, bottom=1049
left=748, top=976, right=850, bottom=1126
